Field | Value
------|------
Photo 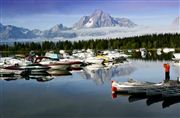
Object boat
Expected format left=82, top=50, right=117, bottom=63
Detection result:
left=3, top=64, right=50, bottom=77
left=45, top=51, right=60, bottom=60
left=163, top=48, right=175, bottom=53
left=156, top=48, right=162, bottom=55
left=172, top=53, right=180, bottom=61
left=0, top=55, right=32, bottom=67
left=85, top=57, right=104, bottom=64
left=34, top=56, right=70, bottom=70
left=112, top=79, right=180, bottom=98
left=59, top=58, right=83, bottom=70
left=140, top=48, right=147, bottom=58
left=84, top=64, right=104, bottom=71
left=112, top=79, right=163, bottom=94
left=96, top=55, right=112, bottom=63
left=20, top=64, right=50, bottom=72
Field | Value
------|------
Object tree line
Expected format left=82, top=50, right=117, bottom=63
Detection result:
left=1, top=33, right=180, bottom=52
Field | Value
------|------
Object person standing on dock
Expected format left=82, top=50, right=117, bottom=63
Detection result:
left=163, top=63, right=170, bottom=82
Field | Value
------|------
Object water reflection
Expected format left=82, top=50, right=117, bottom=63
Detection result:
left=173, top=64, right=180, bottom=79
left=113, top=93, right=180, bottom=108
left=0, top=70, right=72, bottom=82
left=131, top=51, right=174, bottom=60
left=81, top=63, right=135, bottom=85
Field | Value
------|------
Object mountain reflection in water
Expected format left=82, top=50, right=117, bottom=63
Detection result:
left=81, top=63, right=135, bottom=85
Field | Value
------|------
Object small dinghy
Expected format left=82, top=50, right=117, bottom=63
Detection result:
left=112, top=79, right=163, bottom=94
left=112, top=79, right=180, bottom=99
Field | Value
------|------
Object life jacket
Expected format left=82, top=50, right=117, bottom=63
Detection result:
left=164, top=64, right=170, bottom=72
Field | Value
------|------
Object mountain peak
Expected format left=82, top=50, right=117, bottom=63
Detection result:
left=93, top=9, right=104, bottom=15
left=50, top=24, right=67, bottom=32
left=73, top=9, right=137, bottom=29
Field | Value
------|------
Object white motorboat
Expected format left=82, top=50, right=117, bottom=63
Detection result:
left=0, top=56, right=32, bottom=67
left=45, top=51, right=60, bottom=60
left=163, top=48, right=175, bottom=53
left=85, top=57, right=104, bottom=64
left=84, top=64, right=104, bottom=71
left=60, top=58, right=83, bottom=70
left=34, top=56, right=70, bottom=70
left=156, top=48, right=162, bottom=55
left=140, top=48, right=147, bottom=58
left=172, top=53, right=180, bottom=61
left=4, top=64, right=50, bottom=72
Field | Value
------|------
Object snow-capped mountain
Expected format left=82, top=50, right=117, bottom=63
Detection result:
left=0, top=23, right=75, bottom=39
left=43, top=24, right=76, bottom=38
left=0, top=10, right=179, bottom=41
left=73, top=9, right=137, bottom=29
left=0, top=24, right=38, bottom=39
left=49, top=24, right=69, bottom=32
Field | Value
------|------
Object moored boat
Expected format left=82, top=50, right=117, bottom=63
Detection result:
left=111, top=79, right=163, bottom=93
left=85, top=57, right=104, bottom=64
left=34, top=56, right=70, bottom=70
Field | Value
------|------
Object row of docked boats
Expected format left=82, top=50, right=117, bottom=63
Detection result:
left=112, top=79, right=180, bottom=98
left=112, top=79, right=180, bottom=108
left=0, top=50, right=130, bottom=77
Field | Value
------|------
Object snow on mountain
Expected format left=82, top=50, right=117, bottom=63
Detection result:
left=49, top=24, right=69, bottom=32
left=43, top=24, right=76, bottom=38
left=73, top=16, right=90, bottom=29
left=0, top=11, right=179, bottom=41
left=0, top=24, right=38, bottom=39
left=73, top=9, right=137, bottom=29
left=0, top=23, right=75, bottom=39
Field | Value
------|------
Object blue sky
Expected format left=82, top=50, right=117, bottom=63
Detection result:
left=0, top=0, right=179, bottom=30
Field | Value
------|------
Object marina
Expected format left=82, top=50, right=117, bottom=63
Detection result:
left=0, top=50, right=180, bottom=117
left=1, top=0, right=180, bottom=117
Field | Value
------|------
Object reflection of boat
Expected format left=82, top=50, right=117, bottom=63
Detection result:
left=162, top=96, right=180, bottom=108
left=28, top=76, right=54, bottom=82
left=0, top=76, right=20, bottom=81
left=128, top=94, right=147, bottom=103
left=20, top=64, right=50, bottom=72
left=47, top=69, right=72, bottom=76
left=146, top=95, right=163, bottom=106
left=113, top=90, right=180, bottom=108
left=0, top=68, right=24, bottom=76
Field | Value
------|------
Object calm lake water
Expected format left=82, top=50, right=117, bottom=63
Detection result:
left=0, top=60, right=180, bottom=118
